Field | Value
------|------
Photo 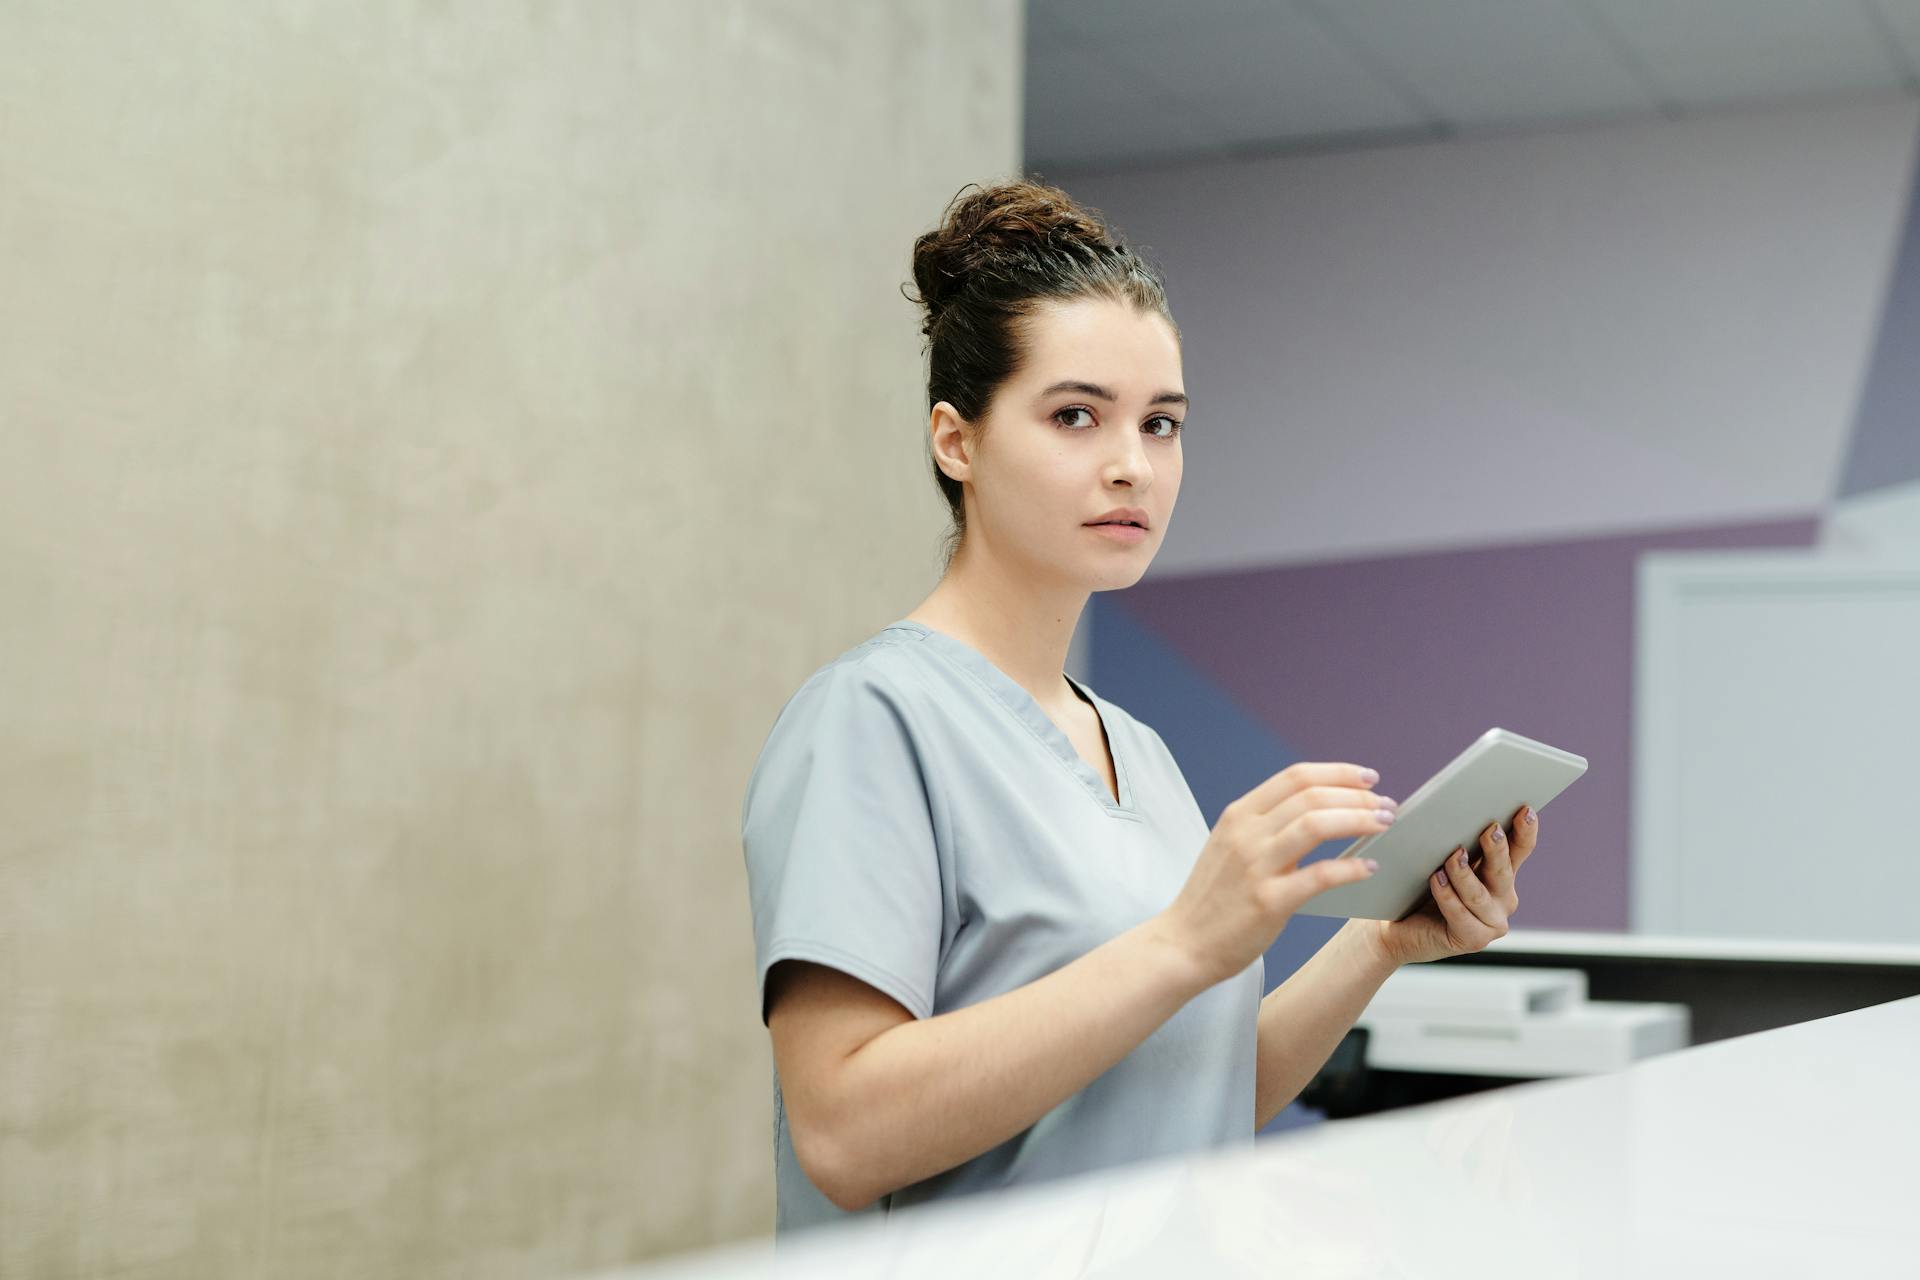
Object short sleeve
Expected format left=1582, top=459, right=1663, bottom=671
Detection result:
left=741, top=660, right=944, bottom=1028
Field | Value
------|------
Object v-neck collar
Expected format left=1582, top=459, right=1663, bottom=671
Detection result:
left=885, top=619, right=1137, bottom=816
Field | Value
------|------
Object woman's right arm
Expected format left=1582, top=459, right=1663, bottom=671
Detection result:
left=766, top=915, right=1206, bottom=1213
left=768, top=760, right=1397, bottom=1211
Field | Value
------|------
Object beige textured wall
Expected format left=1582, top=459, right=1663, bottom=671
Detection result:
left=0, top=2, right=1020, bottom=1274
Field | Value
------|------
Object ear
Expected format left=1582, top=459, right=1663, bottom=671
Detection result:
left=929, top=402, right=973, bottom=483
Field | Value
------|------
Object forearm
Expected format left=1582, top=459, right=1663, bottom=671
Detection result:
left=824, top=916, right=1210, bottom=1211
left=1253, top=919, right=1400, bottom=1130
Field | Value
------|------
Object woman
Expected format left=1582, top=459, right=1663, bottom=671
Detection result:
left=740, top=178, right=1538, bottom=1236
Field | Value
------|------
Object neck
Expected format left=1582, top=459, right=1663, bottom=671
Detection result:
left=906, top=539, right=1088, bottom=712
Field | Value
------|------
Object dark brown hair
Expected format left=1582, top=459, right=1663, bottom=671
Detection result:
left=903, top=178, right=1178, bottom=569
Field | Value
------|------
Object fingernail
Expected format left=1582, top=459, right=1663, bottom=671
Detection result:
left=1359, top=767, right=1379, bottom=785
left=1374, top=809, right=1396, bottom=825
left=1363, top=858, right=1379, bottom=872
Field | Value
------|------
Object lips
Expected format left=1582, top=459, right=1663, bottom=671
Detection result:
left=1086, top=506, right=1151, bottom=529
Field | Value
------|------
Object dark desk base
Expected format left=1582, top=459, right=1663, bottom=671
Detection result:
left=1300, top=944, right=1920, bottom=1118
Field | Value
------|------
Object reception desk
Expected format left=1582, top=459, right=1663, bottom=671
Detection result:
left=617, top=992, right=1920, bottom=1278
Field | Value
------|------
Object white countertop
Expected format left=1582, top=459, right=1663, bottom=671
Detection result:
left=615, top=993, right=1920, bottom=1279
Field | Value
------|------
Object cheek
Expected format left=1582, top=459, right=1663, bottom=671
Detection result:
left=1032, top=452, right=1084, bottom=501
left=983, top=451, right=1070, bottom=520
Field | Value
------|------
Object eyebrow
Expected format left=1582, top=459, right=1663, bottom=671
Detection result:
left=1035, top=379, right=1189, bottom=409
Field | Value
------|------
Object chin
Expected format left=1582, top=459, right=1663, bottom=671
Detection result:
left=1087, top=559, right=1152, bottom=591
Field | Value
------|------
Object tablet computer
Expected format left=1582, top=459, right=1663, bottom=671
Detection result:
left=1295, top=728, right=1589, bottom=922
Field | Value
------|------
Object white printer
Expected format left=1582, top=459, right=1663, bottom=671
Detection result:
left=1354, top=966, right=1689, bottom=1077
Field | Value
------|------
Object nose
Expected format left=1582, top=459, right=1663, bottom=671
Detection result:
left=1105, top=431, right=1153, bottom=490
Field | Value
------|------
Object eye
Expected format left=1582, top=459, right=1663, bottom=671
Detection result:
left=1053, top=405, right=1185, bottom=439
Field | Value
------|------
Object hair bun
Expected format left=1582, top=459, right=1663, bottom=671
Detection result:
left=906, top=179, right=1119, bottom=340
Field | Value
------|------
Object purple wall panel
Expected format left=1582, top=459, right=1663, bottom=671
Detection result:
left=1113, top=515, right=1821, bottom=930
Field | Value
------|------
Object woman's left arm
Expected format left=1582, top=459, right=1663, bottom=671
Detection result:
left=1253, top=805, right=1540, bottom=1131
left=1253, top=916, right=1400, bottom=1131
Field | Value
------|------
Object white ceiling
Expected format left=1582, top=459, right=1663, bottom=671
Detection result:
left=1025, top=0, right=1920, bottom=171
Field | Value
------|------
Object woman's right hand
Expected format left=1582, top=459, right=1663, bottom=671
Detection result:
left=1155, top=762, right=1397, bottom=988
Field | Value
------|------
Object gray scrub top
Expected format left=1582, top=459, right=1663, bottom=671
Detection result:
left=740, top=619, right=1264, bottom=1236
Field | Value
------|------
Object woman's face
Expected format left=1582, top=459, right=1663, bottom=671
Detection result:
left=936, top=294, right=1185, bottom=591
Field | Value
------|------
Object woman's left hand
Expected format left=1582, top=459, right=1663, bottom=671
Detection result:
left=1368, top=804, right=1538, bottom=967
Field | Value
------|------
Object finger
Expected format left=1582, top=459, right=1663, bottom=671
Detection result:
left=1478, top=819, right=1514, bottom=900
left=1509, top=804, right=1540, bottom=871
left=1431, top=852, right=1502, bottom=939
left=1262, top=804, right=1397, bottom=874
left=1272, top=852, right=1378, bottom=913
left=1428, top=858, right=1486, bottom=942
left=1440, top=846, right=1505, bottom=929
left=1238, top=762, right=1383, bottom=816
left=1263, top=783, right=1399, bottom=833
left=1443, top=844, right=1505, bottom=924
